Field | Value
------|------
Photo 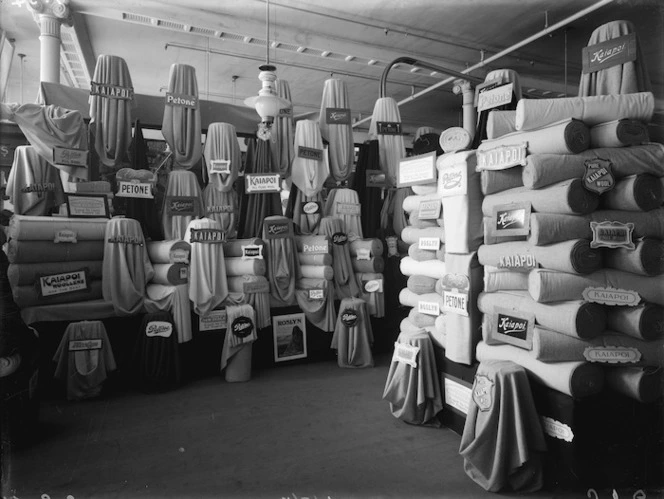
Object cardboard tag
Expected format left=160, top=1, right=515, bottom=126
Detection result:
left=590, top=221, right=634, bottom=249
left=355, top=248, right=371, bottom=261
left=209, top=159, right=231, bottom=174
left=69, top=339, right=102, bottom=351
left=490, top=202, right=531, bottom=237
left=326, top=108, right=351, bottom=125
left=418, top=237, right=440, bottom=251
left=491, top=307, right=534, bottom=349
left=54, top=229, right=77, bottom=244
left=397, top=151, right=437, bottom=188
left=582, top=287, right=641, bottom=306
left=418, top=199, right=441, bottom=220
left=440, top=127, right=471, bottom=153
left=301, top=201, right=320, bottom=215
left=53, top=147, right=88, bottom=167
left=264, top=219, right=292, bottom=239
left=582, top=32, right=637, bottom=74
left=21, top=183, right=55, bottom=193
left=166, top=196, right=199, bottom=216
left=341, top=309, right=358, bottom=327
left=90, top=82, right=134, bottom=100
left=117, top=181, right=153, bottom=199
left=584, top=346, right=642, bottom=364
left=540, top=416, right=574, bottom=442
left=386, top=236, right=399, bottom=257
left=165, top=92, right=198, bottom=108
left=190, top=228, right=225, bottom=243
left=199, top=309, right=227, bottom=331
left=146, top=321, right=173, bottom=338
left=336, top=202, right=361, bottom=216
left=442, top=273, right=470, bottom=317
left=477, top=142, right=528, bottom=171
left=301, top=240, right=330, bottom=254
left=392, top=342, right=419, bottom=368
left=308, top=289, right=325, bottom=300
left=363, top=278, right=383, bottom=293
left=477, top=83, right=514, bottom=112
left=497, top=253, right=538, bottom=270
left=376, top=121, right=402, bottom=135
left=418, top=301, right=440, bottom=316
left=583, top=158, right=615, bottom=194
left=207, top=205, right=234, bottom=214
left=366, top=169, right=387, bottom=188
left=241, top=244, right=264, bottom=259
left=298, top=146, right=323, bottom=161
left=39, top=268, right=90, bottom=298
left=245, top=173, right=281, bottom=193
left=439, top=163, right=468, bottom=197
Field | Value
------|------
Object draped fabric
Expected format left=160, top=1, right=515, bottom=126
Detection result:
left=203, top=185, right=238, bottom=240
left=0, top=249, right=32, bottom=358
left=331, top=297, right=374, bottom=368
left=380, top=187, right=412, bottom=239
left=324, top=188, right=363, bottom=241
left=262, top=216, right=299, bottom=306
left=294, top=278, right=336, bottom=332
left=6, top=145, right=65, bottom=215
left=352, top=140, right=382, bottom=238
left=144, top=283, right=192, bottom=343
left=133, top=311, right=181, bottom=393
left=355, top=272, right=385, bottom=318
left=579, top=20, right=652, bottom=97
left=368, top=97, right=405, bottom=187
left=286, top=185, right=323, bottom=235
left=1, top=102, right=88, bottom=179
left=319, top=217, right=360, bottom=299
left=472, top=69, right=522, bottom=149
left=203, top=122, right=241, bottom=191
left=161, top=169, right=204, bottom=240
left=291, top=120, right=329, bottom=197
left=269, top=79, right=295, bottom=178
left=185, top=218, right=229, bottom=316
left=161, top=63, right=202, bottom=169
left=220, top=304, right=257, bottom=371
left=89, top=54, right=134, bottom=170
left=102, top=217, right=154, bottom=316
left=318, top=78, right=354, bottom=182
left=238, top=138, right=282, bottom=238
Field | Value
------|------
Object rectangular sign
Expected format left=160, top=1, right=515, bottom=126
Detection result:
left=477, top=82, right=514, bottom=112
left=366, top=169, right=387, bottom=188
left=443, top=291, right=469, bottom=317
left=264, top=219, right=293, bottom=239
left=418, top=199, right=441, bottom=220
left=279, top=107, right=293, bottom=117
left=336, top=202, right=361, bottom=216
left=66, top=194, right=110, bottom=219
left=418, top=237, right=440, bottom=251
left=241, top=244, right=264, bottom=260
left=199, top=309, right=227, bottom=331
left=165, top=92, right=198, bottom=108
left=326, top=107, right=351, bottom=125
left=69, top=339, right=102, bottom=351
left=273, top=313, right=307, bottom=363
left=298, top=146, right=323, bottom=161
left=116, top=181, right=153, bottom=199
left=308, top=289, right=325, bottom=300
left=444, top=376, right=473, bottom=416
left=245, top=173, right=281, bottom=193
left=53, top=147, right=88, bottom=168
left=189, top=228, right=225, bottom=243
left=582, top=32, right=637, bottom=74
left=477, top=142, right=528, bottom=171
left=473, top=77, right=505, bottom=107
left=490, top=307, right=534, bottom=350
left=439, top=164, right=468, bottom=197
left=166, top=196, right=199, bottom=217
left=39, top=268, right=90, bottom=298
left=397, top=151, right=437, bottom=188
left=90, top=82, right=134, bottom=100
left=392, top=342, right=419, bottom=368
left=590, top=221, right=635, bottom=250
left=376, top=121, right=402, bottom=135
left=490, top=202, right=531, bottom=238
left=209, top=159, right=231, bottom=174
left=418, top=301, right=440, bottom=316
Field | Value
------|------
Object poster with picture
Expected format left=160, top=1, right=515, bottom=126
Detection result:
left=273, top=313, right=307, bottom=362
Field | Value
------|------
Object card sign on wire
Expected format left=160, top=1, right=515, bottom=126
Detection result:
left=397, top=151, right=437, bottom=188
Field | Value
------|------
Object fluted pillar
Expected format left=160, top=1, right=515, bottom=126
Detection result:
left=27, top=0, right=73, bottom=83
left=453, top=79, right=476, bottom=142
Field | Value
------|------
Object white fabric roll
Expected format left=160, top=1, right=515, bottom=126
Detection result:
left=151, top=263, right=189, bottom=286
left=147, top=240, right=191, bottom=264
left=224, top=257, right=267, bottom=277
left=486, top=110, right=517, bottom=139
left=411, top=183, right=438, bottom=195
left=399, top=256, right=447, bottom=280
left=300, top=265, right=333, bottom=280
left=398, top=289, right=445, bottom=312
left=484, top=266, right=529, bottom=292
left=402, top=193, right=443, bottom=214
left=400, top=227, right=445, bottom=246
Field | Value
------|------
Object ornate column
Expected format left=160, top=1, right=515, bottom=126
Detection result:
left=453, top=79, right=476, bottom=142
left=27, top=0, right=73, bottom=83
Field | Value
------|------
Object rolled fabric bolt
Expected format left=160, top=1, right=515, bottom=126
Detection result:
left=295, top=278, right=336, bottom=332
left=522, top=143, right=664, bottom=190
left=389, top=187, right=414, bottom=238
left=147, top=240, right=191, bottom=264
left=486, top=110, right=517, bottom=139
left=408, top=308, right=436, bottom=327
left=528, top=268, right=664, bottom=305
left=202, top=122, right=240, bottom=191
left=515, top=92, right=655, bottom=131
left=407, top=244, right=446, bottom=262
left=368, top=97, right=405, bottom=187
left=12, top=279, right=103, bottom=308
left=161, top=63, right=202, bottom=168
left=478, top=290, right=606, bottom=339
left=400, top=256, right=446, bottom=280
left=476, top=341, right=604, bottom=398
left=291, top=120, right=330, bottom=196
left=483, top=266, right=529, bottom=292
left=483, top=216, right=526, bottom=245
left=407, top=275, right=438, bottom=295
left=402, top=193, right=443, bottom=214
left=349, top=238, right=384, bottom=258
left=7, top=214, right=108, bottom=242
left=477, top=239, right=603, bottom=274
left=480, top=167, right=524, bottom=195
left=401, top=226, right=445, bottom=245
left=606, top=304, right=664, bottom=341
left=411, top=184, right=438, bottom=195
left=298, top=253, right=333, bottom=266
left=528, top=213, right=591, bottom=246
left=299, top=265, right=334, bottom=280
left=408, top=211, right=441, bottom=228
left=399, top=318, right=435, bottom=336
left=600, top=174, right=663, bottom=212
left=151, top=263, right=189, bottom=286
left=227, top=275, right=270, bottom=294
left=224, top=257, right=267, bottom=277
left=398, top=288, right=445, bottom=310
left=605, top=238, right=664, bottom=276
left=351, top=257, right=384, bottom=274
left=477, top=118, right=590, bottom=155
left=590, top=119, right=649, bottom=148
left=295, top=235, right=330, bottom=254
left=318, top=78, right=354, bottom=182
left=482, top=179, right=599, bottom=216
left=222, top=238, right=265, bottom=257
left=605, top=366, right=663, bottom=403
left=7, top=261, right=103, bottom=287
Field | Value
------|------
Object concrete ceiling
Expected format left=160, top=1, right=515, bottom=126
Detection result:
left=1, top=0, right=663, bottom=142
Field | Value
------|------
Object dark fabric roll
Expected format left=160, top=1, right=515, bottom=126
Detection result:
left=480, top=167, right=523, bottom=196
left=605, top=238, right=664, bottom=276
left=237, top=138, right=282, bottom=238
left=8, top=261, right=103, bottom=287
left=606, top=303, right=663, bottom=341
left=600, top=174, right=663, bottom=212
left=352, top=140, right=383, bottom=239
left=203, top=185, right=238, bottom=240
left=331, top=297, right=373, bottom=368
left=319, top=217, right=360, bottom=299
left=151, top=263, right=188, bottom=286
left=133, top=311, right=181, bottom=393
left=262, top=216, right=299, bottom=306
left=605, top=366, right=662, bottom=403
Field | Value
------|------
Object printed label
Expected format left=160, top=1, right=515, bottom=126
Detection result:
left=332, top=232, right=348, bottom=245
left=477, top=142, right=528, bottom=171
left=279, top=107, right=293, bottom=117
left=418, top=301, right=440, bottom=316
left=298, top=146, right=323, bottom=161
left=584, top=346, right=642, bottom=364
left=442, top=273, right=471, bottom=317
left=245, top=173, right=281, bottom=193
left=477, top=82, right=514, bottom=112
left=199, top=309, right=227, bottom=331
left=366, top=169, right=387, bottom=188
left=490, top=202, right=531, bottom=237
left=69, top=339, right=102, bottom=351
left=190, top=229, right=225, bottom=243
left=376, top=121, right=402, bottom=135
left=363, top=279, right=383, bottom=293
left=582, top=32, right=637, bottom=74
left=590, top=221, right=634, bottom=250
left=166, top=196, right=198, bottom=216
left=540, top=416, right=574, bottom=442
left=264, top=220, right=292, bottom=239
left=165, top=92, right=198, bottom=108
left=66, top=194, right=110, bottom=218
left=440, top=163, right=468, bottom=197
left=21, top=183, right=55, bottom=193
left=54, top=229, right=77, bottom=244
left=107, top=234, right=144, bottom=246
left=356, top=248, right=371, bottom=261
left=386, top=236, right=399, bottom=257
left=179, top=266, right=188, bottom=280
left=418, top=237, right=440, bottom=251
left=244, top=279, right=270, bottom=294
left=583, top=158, right=615, bottom=194
left=231, top=316, right=254, bottom=339
left=397, top=151, right=437, bottom=187
left=418, top=199, right=441, bottom=220
left=302, top=201, right=320, bottom=215
left=209, top=159, right=231, bottom=174
left=90, top=82, right=134, bottom=100
left=206, top=205, right=234, bottom=214
left=326, top=107, right=351, bottom=125
left=39, top=269, right=89, bottom=298
left=301, top=241, right=330, bottom=254
left=171, top=248, right=189, bottom=264
left=341, top=309, right=358, bottom=327
left=473, top=374, right=495, bottom=411
left=582, top=287, right=641, bottom=306
left=336, top=202, right=361, bottom=216
left=53, top=147, right=88, bottom=167
left=116, top=181, right=153, bottom=199
left=146, top=321, right=173, bottom=338
left=241, top=244, right=264, bottom=260
left=498, top=253, right=538, bottom=270
left=444, top=377, right=472, bottom=415
left=392, top=342, right=419, bottom=368
left=308, top=289, right=325, bottom=300
left=491, top=307, right=534, bottom=349
left=440, top=127, right=471, bottom=153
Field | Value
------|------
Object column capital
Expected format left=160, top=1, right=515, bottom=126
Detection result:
left=452, top=79, right=473, bottom=96
left=27, top=0, right=73, bottom=32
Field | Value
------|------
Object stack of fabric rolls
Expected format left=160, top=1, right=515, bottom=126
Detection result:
left=324, top=188, right=363, bottom=242
left=350, top=238, right=385, bottom=318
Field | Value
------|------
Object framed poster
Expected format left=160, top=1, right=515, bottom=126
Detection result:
left=65, top=194, right=110, bottom=218
left=273, top=313, right=307, bottom=362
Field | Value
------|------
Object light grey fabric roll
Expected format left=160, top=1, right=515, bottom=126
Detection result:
left=483, top=266, right=529, bottom=292
left=480, top=167, right=524, bottom=196
left=600, top=174, right=663, bottom=212
left=589, top=119, right=649, bottom=148
left=486, top=110, right=517, bottom=139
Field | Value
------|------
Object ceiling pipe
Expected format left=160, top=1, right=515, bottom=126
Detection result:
left=354, top=0, right=616, bottom=128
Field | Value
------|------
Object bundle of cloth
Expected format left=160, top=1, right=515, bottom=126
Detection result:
left=318, top=78, right=354, bottom=183
left=350, top=238, right=385, bottom=318
left=319, top=216, right=360, bottom=300
left=324, top=188, right=363, bottom=241
left=368, top=97, right=405, bottom=187
left=261, top=216, right=300, bottom=308
left=331, top=296, right=374, bottom=368
left=7, top=215, right=108, bottom=309
left=269, top=79, right=295, bottom=179
left=161, top=169, right=204, bottom=240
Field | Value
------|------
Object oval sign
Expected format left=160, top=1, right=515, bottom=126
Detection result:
left=332, top=232, right=348, bottom=245
left=364, top=280, right=380, bottom=293
left=341, top=309, right=358, bottom=327
left=303, top=201, right=320, bottom=214
left=231, top=316, right=254, bottom=338
left=146, top=321, right=173, bottom=338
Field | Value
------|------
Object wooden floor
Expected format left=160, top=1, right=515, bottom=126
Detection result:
left=0, top=353, right=631, bottom=499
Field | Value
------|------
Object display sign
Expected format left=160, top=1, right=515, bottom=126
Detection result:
left=65, top=194, right=110, bottom=219
left=165, top=92, right=198, bottom=108
left=53, top=147, right=88, bottom=168
left=366, top=169, right=387, bottom=188
left=326, top=108, right=351, bottom=125
left=490, top=202, right=531, bottom=238
left=264, top=219, right=293, bottom=239
left=21, top=182, right=55, bottom=194
left=355, top=248, right=371, bottom=261
left=590, top=221, right=634, bottom=250
left=473, top=77, right=505, bottom=107
left=440, top=127, right=472, bottom=153
left=190, top=228, right=225, bottom=243
left=376, top=121, right=402, bottom=135
left=245, top=173, right=281, bottom=193
left=582, top=287, right=640, bottom=306
left=301, top=240, right=330, bottom=254
left=439, top=164, right=468, bottom=197
left=444, top=376, right=473, bottom=416
left=442, top=273, right=470, bottom=317
left=397, top=151, right=437, bottom=188
left=209, top=159, right=231, bottom=174
left=302, top=201, right=320, bottom=215
left=241, top=244, right=264, bottom=260
left=418, top=237, right=440, bottom=251
left=583, top=158, right=615, bottom=194
left=418, top=301, right=440, bottom=316
left=583, top=346, right=641, bottom=364
left=540, top=416, right=574, bottom=442
left=308, top=289, right=325, bottom=300
left=363, top=278, right=383, bottom=293
left=477, top=142, right=528, bottom=171
left=273, top=313, right=307, bottom=363
left=69, top=339, right=102, bottom=351
left=336, top=202, right=361, bottom=216
left=244, top=279, right=270, bottom=294
left=54, top=229, right=77, bottom=244
left=497, top=252, right=538, bottom=270
left=38, top=268, right=90, bottom=298
left=90, top=82, right=134, bottom=100
left=297, top=146, right=323, bottom=161
left=199, top=309, right=227, bottom=331
left=231, top=316, right=254, bottom=341
left=171, top=248, right=189, bottom=264
left=116, top=181, right=153, bottom=199
left=418, top=199, right=441, bottom=220
left=332, top=232, right=348, bottom=245
left=477, top=83, right=514, bottom=112
left=340, top=309, right=358, bottom=327
left=490, top=307, right=534, bottom=350
left=392, top=342, right=420, bottom=368
left=279, top=107, right=293, bottom=117
left=472, top=374, right=495, bottom=411
left=166, top=196, right=199, bottom=217
left=582, top=32, right=637, bottom=74
left=206, top=205, right=234, bottom=215
left=146, top=321, right=173, bottom=338
left=107, top=234, right=144, bottom=246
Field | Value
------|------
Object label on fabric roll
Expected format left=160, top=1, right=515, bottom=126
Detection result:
left=54, top=230, right=78, bottom=244
left=179, top=267, right=189, bottom=280
left=209, top=159, right=231, bottom=174
left=279, top=107, right=293, bottom=117
left=498, top=253, right=538, bottom=270
left=444, top=377, right=472, bottom=415
left=363, top=279, right=383, bottom=293
left=21, top=182, right=55, bottom=193
left=442, top=273, right=470, bottom=316
left=297, top=146, right=323, bottom=161
left=66, top=194, right=110, bottom=218
left=190, top=229, right=225, bottom=243
left=332, top=232, right=348, bottom=245
left=244, top=279, right=269, bottom=294
left=477, top=142, right=527, bottom=171
left=199, top=309, right=227, bottom=331
left=418, top=301, right=440, bottom=316
left=245, top=173, right=281, bottom=193
left=241, top=244, right=263, bottom=259
left=472, top=374, right=495, bottom=412
left=477, top=83, right=514, bottom=112
left=376, top=121, right=402, bottom=135
left=117, top=181, right=153, bottom=199
left=393, top=342, right=419, bottom=368
left=171, top=248, right=189, bottom=264
left=366, top=170, right=387, bottom=188
left=540, top=416, right=574, bottom=442
left=264, top=219, right=293, bottom=239
left=166, top=196, right=199, bottom=216
left=165, top=92, right=198, bottom=108
left=419, top=237, right=440, bottom=251
left=590, top=221, right=634, bottom=250
left=309, top=289, right=325, bottom=300
left=53, top=146, right=89, bottom=167
left=302, top=201, right=321, bottom=215
left=341, top=309, right=358, bottom=327
left=90, top=82, right=134, bottom=100
left=490, top=202, right=531, bottom=237
left=326, top=108, right=351, bottom=125
left=69, top=339, right=102, bottom=351
left=583, top=346, right=641, bottom=364
left=440, top=127, right=472, bottom=153
left=397, top=151, right=437, bottom=188
left=336, top=202, right=361, bottom=216
left=582, top=32, right=637, bottom=74
left=107, top=234, right=144, bottom=246
left=38, top=268, right=90, bottom=298
left=207, top=205, right=234, bottom=214
left=231, top=316, right=254, bottom=339
left=302, top=241, right=330, bottom=254
left=583, top=158, right=615, bottom=194
left=491, top=308, right=534, bottom=349
left=418, top=199, right=442, bottom=220
left=440, top=164, right=468, bottom=197
left=146, top=321, right=173, bottom=338
left=582, top=287, right=640, bottom=306
left=355, top=248, right=371, bottom=261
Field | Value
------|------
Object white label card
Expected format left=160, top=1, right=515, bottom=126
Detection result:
left=418, top=237, right=440, bottom=251
left=418, top=301, right=440, bottom=316
left=392, top=342, right=420, bottom=368
left=199, top=309, right=227, bottom=331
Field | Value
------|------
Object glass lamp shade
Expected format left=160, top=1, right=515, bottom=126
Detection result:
left=244, top=66, right=291, bottom=124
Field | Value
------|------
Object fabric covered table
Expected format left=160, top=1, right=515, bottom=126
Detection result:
left=331, top=297, right=373, bottom=368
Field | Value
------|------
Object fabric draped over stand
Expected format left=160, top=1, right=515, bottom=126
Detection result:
left=318, top=78, right=354, bottom=182
left=161, top=63, right=202, bottom=169
left=144, top=283, right=192, bottom=343
left=319, top=217, right=360, bottom=299
left=325, top=188, right=363, bottom=241
left=102, top=217, right=153, bottom=316
left=269, top=79, right=295, bottom=178
left=203, top=122, right=240, bottom=191
left=262, top=216, right=299, bottom=307
left=133, top=311, right=181, bottom=393
left=220, top=304, right=257, bottom=382
left=331, top=297, right=374, bottom=368
left=203, top=186, right=238, bottom=240
left=369, top=97, right=405, bottom=187
left=295, top=278, right=336, bottom=332
left=161, top=169, right=204, bottom=240
left=286, top=187, right=324, bottom=235
left=472, top=69, right=522, bottom=149
left=352, top=140, right=383, bottom=239
left=291, top=120, right=329, bottom=197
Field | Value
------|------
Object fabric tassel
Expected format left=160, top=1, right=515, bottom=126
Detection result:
left=368, top=97, right=405, bottom=187
left=318, top=78, right=354, bottom=182
left=161, top=169, right=204, bottom=240
left=203, top=123, right=240, bottom=191
left=269, top=79, right=295, bottom=178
